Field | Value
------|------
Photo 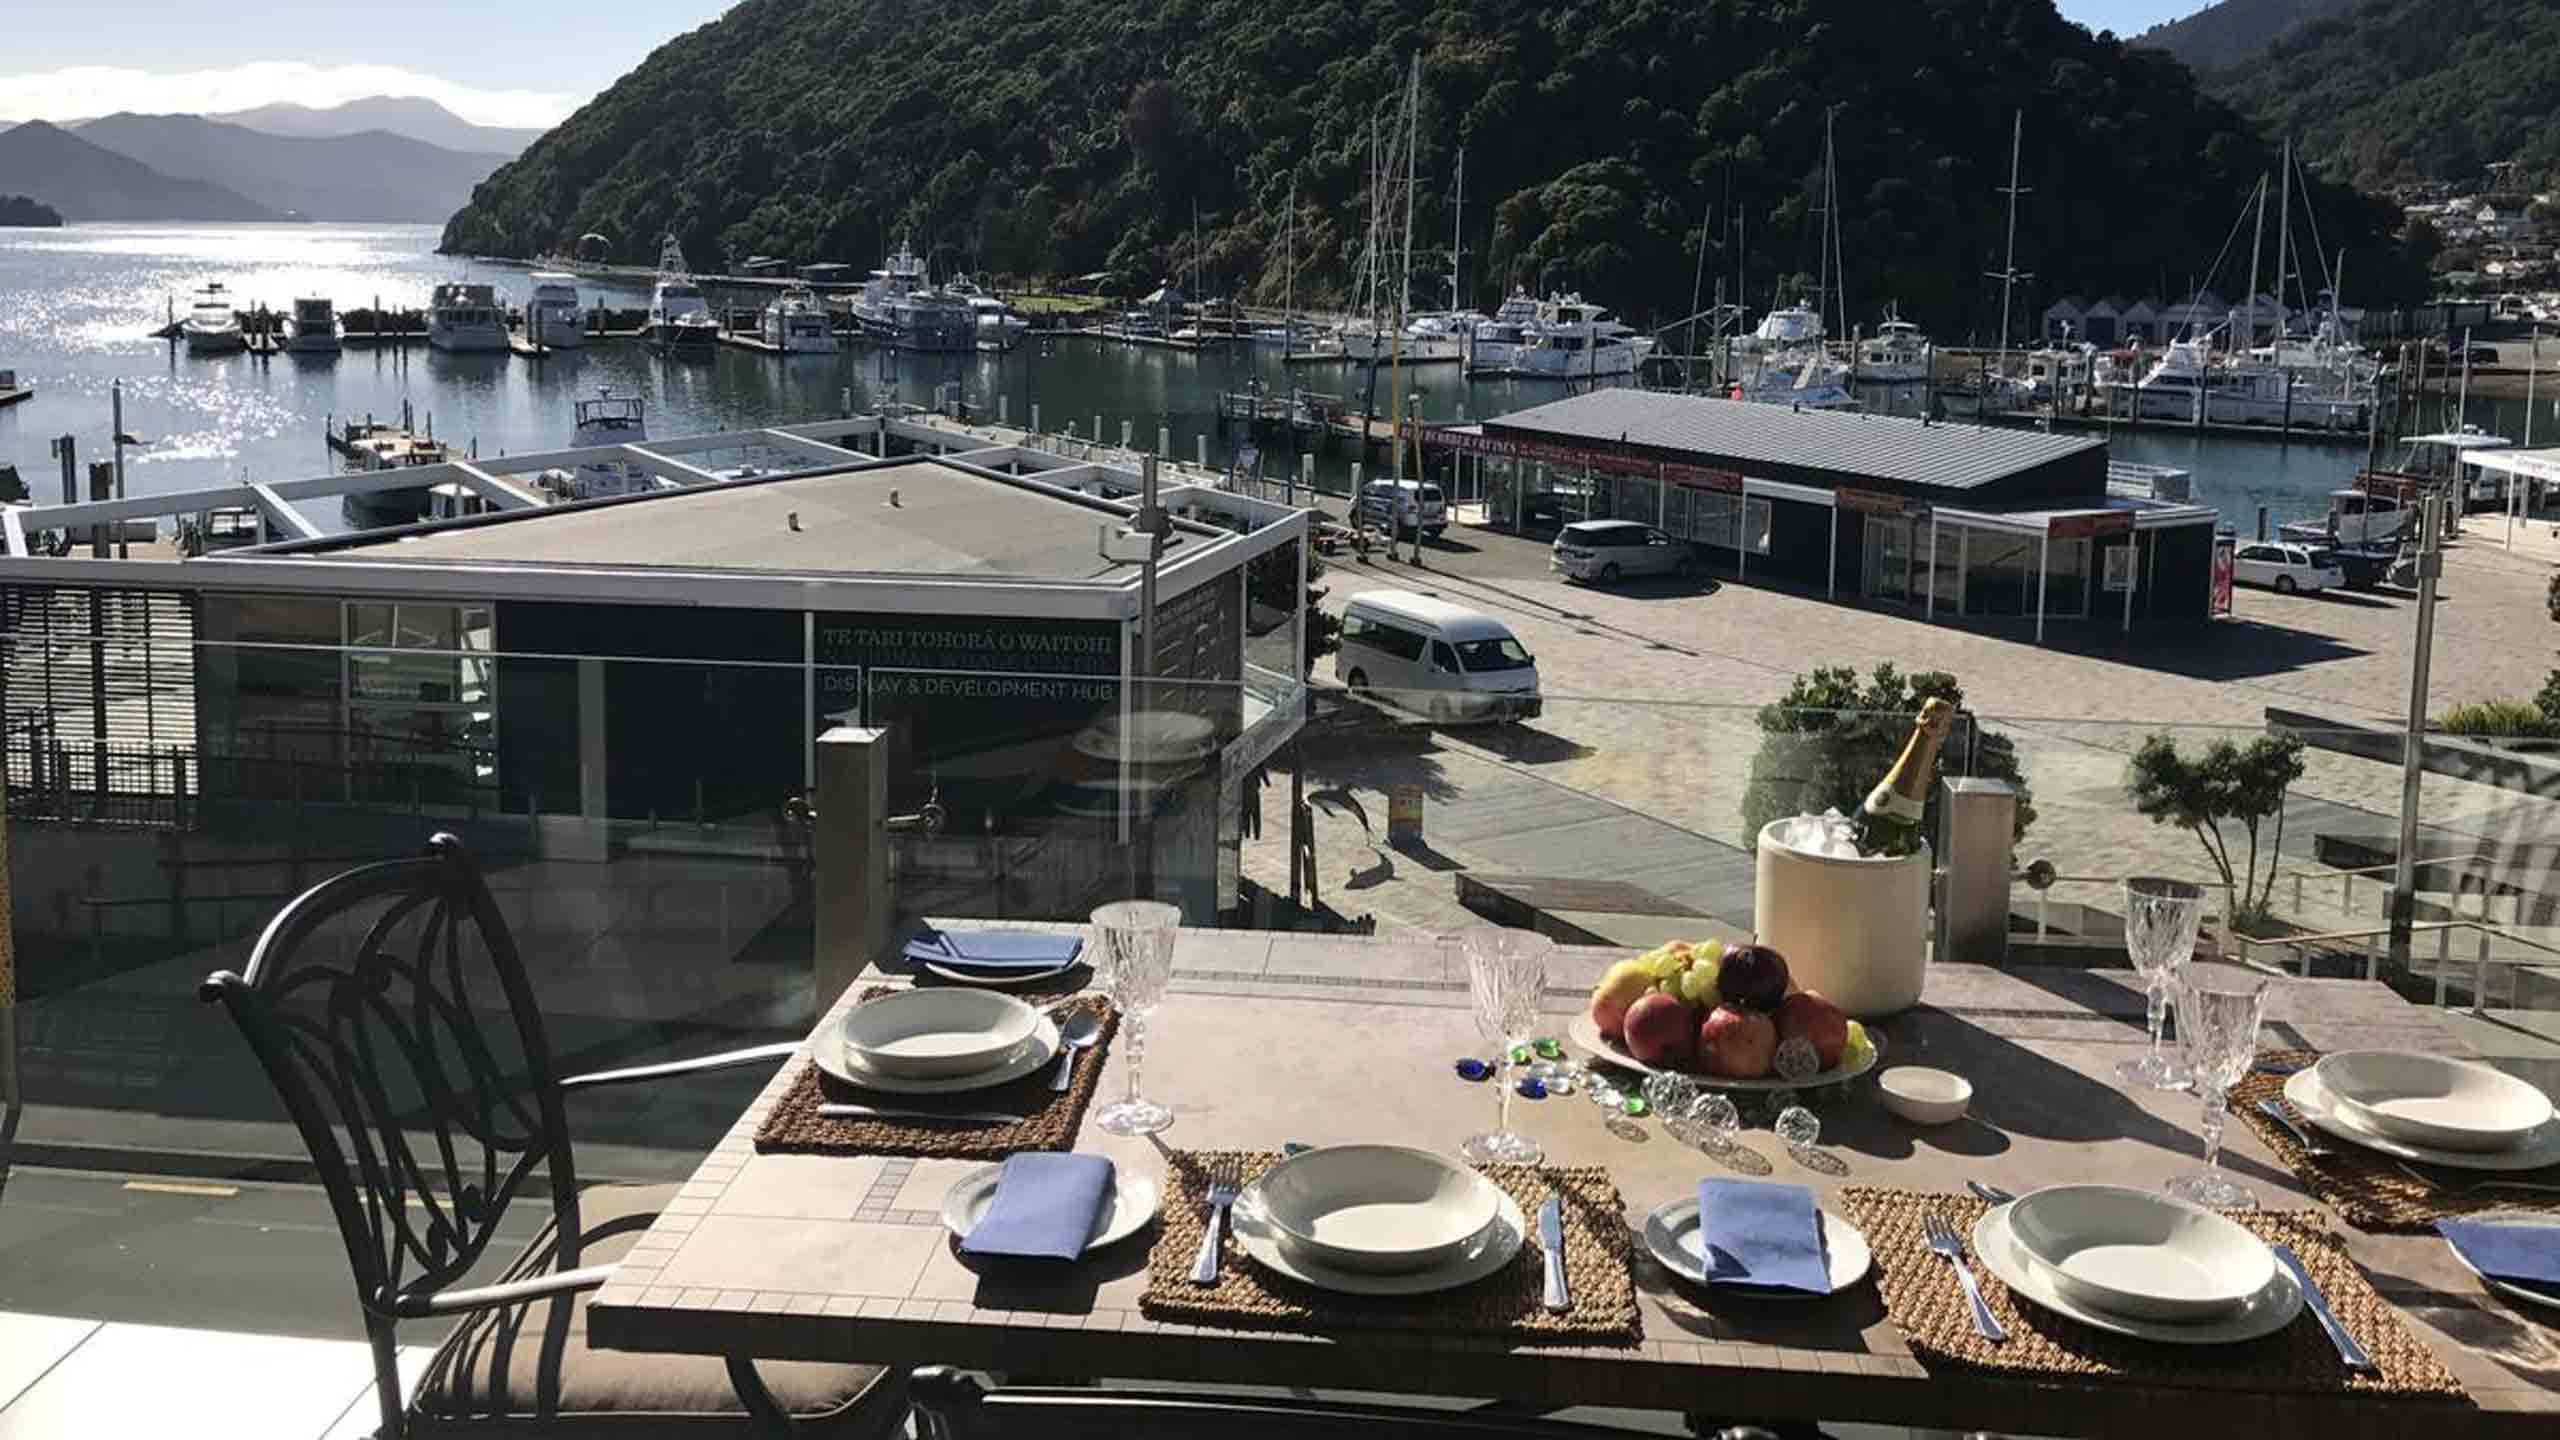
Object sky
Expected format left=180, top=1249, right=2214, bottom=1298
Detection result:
left=0, top=1, right=2201, bottom=130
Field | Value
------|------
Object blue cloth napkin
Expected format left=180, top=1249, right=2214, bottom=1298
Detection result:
left=958, top=1154, right=1115, bottom=1261
left=2437, top=1218, right=2560, bottom=1303
left=904, top=929, right=1084, bottom=971
left=1696, top=1180, right=1831, bottom=1295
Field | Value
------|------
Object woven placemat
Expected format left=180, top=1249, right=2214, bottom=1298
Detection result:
left=2234, top=1048, right=2560, bottom=1233
left=1138, top=1152, right=1642, bottom=1343
left=1835, top=1187, right=2465, bottom=1401
left=753, top=990, right=1116, bottom=1160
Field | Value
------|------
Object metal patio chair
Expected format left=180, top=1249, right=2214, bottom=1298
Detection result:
left=201, top=832, right=907, bottom=1438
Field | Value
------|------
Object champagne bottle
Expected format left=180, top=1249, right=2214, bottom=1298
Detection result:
left=1853, top=698, right=1956, bottom=858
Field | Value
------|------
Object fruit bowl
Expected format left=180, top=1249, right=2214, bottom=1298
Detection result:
left=1567, top=1011, right=1882, bottom=1091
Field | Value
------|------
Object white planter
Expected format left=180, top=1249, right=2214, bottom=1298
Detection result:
left=1753, top=820, right=1932, bottom=1019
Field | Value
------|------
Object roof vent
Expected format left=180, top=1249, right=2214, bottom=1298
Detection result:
left=787, top=511, right=801, bottom=532
left=887, top=488, right=903, bottom=508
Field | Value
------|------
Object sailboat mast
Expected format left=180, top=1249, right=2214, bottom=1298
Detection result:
left=2244, top=173, right=2267, bottom=352
left=2274, top=137, right=2292, bottom=343
left=1995, top=109, right=2023, bottom=377
left=1825, top=107, right=1847, bottom=345
left=1450, top=147, right=1464, bottom=313
left=1390, top=54, right=1418, bottom=481
left=1285, top=176, right=1297, bottom=342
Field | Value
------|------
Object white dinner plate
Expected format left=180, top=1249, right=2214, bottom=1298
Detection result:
left=1569, top=1012, right=1880, bottom=1091
left=2004, top=1185, right=2275, bottom=1322
left=2311, top=1051, right=2555, bottom=1153
left=2284, top=1068, right=2560, bottom=1172
left=1971, top=1203, right=2303, bottom=1345
left=1255, top=1145, right=1502, bottom=1274
left=812, top=1014, right=1061, bottom=1095
left=1232, top=1182, right=1527, bottom=1296
left=841, top=988, right=1043, bottom=1078
left=1641, top=1198, right=1871, bottom=1298
left=2440, top=1210, right=2560, bottom=1316
left=921, top=959, right=1082, bottom=990
left=939, top=1162, right=1162, bottom=1254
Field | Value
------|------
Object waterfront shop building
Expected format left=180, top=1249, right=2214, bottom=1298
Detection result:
left=0, top=418, right=1310, bottom=925
left=1430, top=388, right=2222, bottom=639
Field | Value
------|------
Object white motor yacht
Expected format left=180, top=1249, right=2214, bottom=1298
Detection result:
left=1517, top=294, right=1649, bottom=379
left=852, top=237, right=930, bottom=342
left=284, top=296, right=340, bottom=354
left=2117, top=333, right=2366, bottom=431
left=526, top=272, right=588, bottom=349
left=533, top=389, right=663, bottom=502
left=1740, top=303, right=1823, bottom=352
left=649, top=236, right=719, bottom=355
left=1854, top=307, right=1931, bottom=383
left=759, top=284, right=838, bottom=354
left=946, top=277, right=1029, bottom=351
left=182, top=283, right=246, bottom=355
left=427, top=282, right=509, bottom=353
left=1463, top=290, right=1542, bottom=375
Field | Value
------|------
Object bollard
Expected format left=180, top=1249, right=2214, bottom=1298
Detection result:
left=998, top=394, right=1009, bottom=425
left=1935, top=777, right=2018, bottom=968
left=813, top=726, right=892, bottom=1015
left=1197, top=434, right=1208, bottom=467
left=1158, top=425, right=1170, bottom=458
left=1120, top=419, right=1133, bottom=450
left=1031, top=402, right=1042, bottom=434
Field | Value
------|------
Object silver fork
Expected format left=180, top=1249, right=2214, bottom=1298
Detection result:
left=2392, top=1160, right=2560, bottom=1196
left=1190, top=1157, right=1242, bottom=1285
left=1923, top=1212, right=2006, bottom=1344
left=2257, top=1098, right=2334, bottom=1160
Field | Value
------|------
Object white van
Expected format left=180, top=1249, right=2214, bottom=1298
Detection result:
left=1333, top=590, right=1541, bottom=724
left=1355, top=479, right=1448, bottom=539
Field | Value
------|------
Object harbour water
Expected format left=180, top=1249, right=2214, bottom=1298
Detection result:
left=4, top=222, right=2554, bottom=530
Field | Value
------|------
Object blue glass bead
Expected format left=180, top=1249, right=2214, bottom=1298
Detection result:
left=1515, top=1076, right=1548, bottom=1100
left=1454, top=1057, right=1493, bottom=1082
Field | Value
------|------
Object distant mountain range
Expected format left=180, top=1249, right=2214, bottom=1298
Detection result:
left=0, top=121, right=282, bottom=221
left=2132, top=0, right=2350, bottom=74
left=209, top=97, right=546, bottom=157
left=72, top=113, right=513, bottom=222
left=0, top=95, right=547, bottom=223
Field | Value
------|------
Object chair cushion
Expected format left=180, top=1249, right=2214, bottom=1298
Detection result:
left=411, top=1182, right=905, bottom=1438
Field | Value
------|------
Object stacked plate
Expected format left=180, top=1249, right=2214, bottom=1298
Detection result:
left=2282, top=1052, right=2560, bottom=1169
left=1230, top=1145, right=1527, bottom=1295
left=816, top=989, right=1061, bottom=1094
left=1972, top=1185, right=2302, bottom=1343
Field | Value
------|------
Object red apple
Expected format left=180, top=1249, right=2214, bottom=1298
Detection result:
left=1698, top=1005, right=1778, bottom=1080
left=1717, top=944, right=1792, bottom=1011
left=1587, top=960, right=1655, bottom=1041
left=1776, top=990, right=1850, bottom=1069
left=1622, top=992, right=1698, bottom=1067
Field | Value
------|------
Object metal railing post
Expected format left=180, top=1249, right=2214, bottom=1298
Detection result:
left=2474, top=927, right=2492, bottom=1017
left=2292, top=872, right=2303, bottom=914
left=2435, top=923, right=2452, bottom=1006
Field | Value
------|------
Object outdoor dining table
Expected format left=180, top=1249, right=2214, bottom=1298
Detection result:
left=584, top=930, right=2560, bottom=1439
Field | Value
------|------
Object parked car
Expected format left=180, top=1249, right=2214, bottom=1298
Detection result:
left=1355, top=479, right=1448, bottom=539
left=1334, top=589, right=1541, bottom=724
left=2230, top=541, right=2344, bottom=594
left=1551, top=519, right=1698, bottom=584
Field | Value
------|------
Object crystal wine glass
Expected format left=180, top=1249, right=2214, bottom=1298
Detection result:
left=1460, top=928, right=1553, bottom=1165
left=2165, top=963, right=2272, bottom=1210
left=2115, top=877, right=2204, bottom=1090
left=1089, top=899, right=1180, bottom=1136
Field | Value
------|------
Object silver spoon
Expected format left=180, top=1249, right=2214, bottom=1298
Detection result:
left=1050, top=1010, right=1103, bottom=1092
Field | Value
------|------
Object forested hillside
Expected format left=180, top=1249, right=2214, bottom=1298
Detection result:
left=2131, top=0, right=2347, bottom=74
left=2213, top=0, right=2560, bottom=191
left=442, top=0, right=2431, bottom=334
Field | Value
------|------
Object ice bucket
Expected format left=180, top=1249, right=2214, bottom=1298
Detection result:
left=1752, top=820, right=1931, bottom=1018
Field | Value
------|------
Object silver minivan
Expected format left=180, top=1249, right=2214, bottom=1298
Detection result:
left=1551, top=519, right=1697, bottom=584
left=1333, top=589, right=1541, bottom=724
left=1356, top=479, right=1448, bottom=539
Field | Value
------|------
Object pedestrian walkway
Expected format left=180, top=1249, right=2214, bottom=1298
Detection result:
left=0, top=1310, right=431, bottom=1439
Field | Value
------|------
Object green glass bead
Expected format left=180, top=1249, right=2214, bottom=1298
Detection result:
left=1621, top=1095, right=1650, bottom=1117
left=1509, top=1044, right=1533, bottom=1065
left=1532, top=1037, right=1563, bottom=1059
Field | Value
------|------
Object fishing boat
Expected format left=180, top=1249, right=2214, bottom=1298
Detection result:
left=759, top=283, right=839, bottom=354
left=427, top=282, right=509, bottom=353
left=1854, top=306, right=1931, bottom=383
left=648, top=236, right=719, bottom=355
left=285, top=296, right=341, bottom=354
left=533, top=388, right=663, bottom=502
left=946, top=276, right=1028, bottom=352
left=526, top=271, right=588, bottom=349
left=1516, top=294, right=1650, bottom=380
left=182, top=282, right=246, bottom=355
left=1462, top=290, right=1542, bottom=375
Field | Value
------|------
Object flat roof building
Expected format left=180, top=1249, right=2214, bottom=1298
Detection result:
left=1427, top=388, right=2222, bottom=638
left=2, top=416, right=1313, bottom=925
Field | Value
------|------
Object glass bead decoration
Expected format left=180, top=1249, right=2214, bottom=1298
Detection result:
left=1532, top=1037, right=1564, bottom=1060
left=1454, top=1057, right=1493, bottom=1082
left=1689, top=1093, right=1743, bottom=1148
left=1621, top=1095, right=1650, bottom=1117
left=1516, top=1076, right=1548, bottom=1100
left=1774, top=1104, right=1822, bottom=1150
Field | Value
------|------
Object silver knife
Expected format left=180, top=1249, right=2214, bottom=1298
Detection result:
left=817, top=1103, right=1025, bottom=1125
left=2271, top=1244, right=2377, bottom=1374
left=1539, top=1194, right=1570, bottom=1313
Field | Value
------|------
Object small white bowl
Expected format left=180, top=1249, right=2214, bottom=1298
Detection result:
left=1254, top=1145, right=1501, bottom=1275
left=841, top=988, right=1039, bottom=1079
left=1878, top=1066, right=1972, bottom=1126
left=2006, top=1184, right=2276, bottom=1323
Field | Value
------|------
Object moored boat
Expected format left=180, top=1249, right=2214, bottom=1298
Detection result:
left=182, top=282, right=246, bottom=355
left=427, top=282, right=509, bottom=353
left=526, top=271, right=588, bottom=349
left=285, top=296, right=341, bottom=354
